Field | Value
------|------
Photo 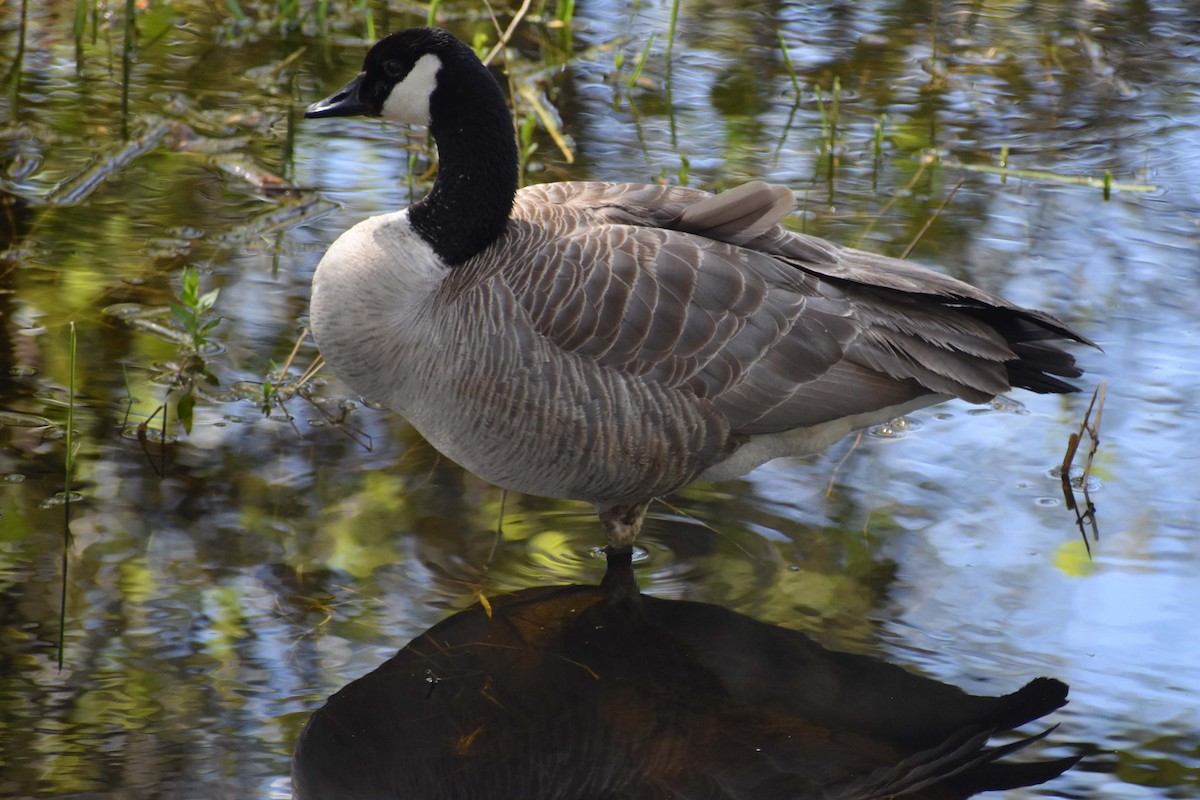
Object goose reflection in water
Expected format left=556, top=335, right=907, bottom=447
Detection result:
left=292, top=553, right=1080, bottom=799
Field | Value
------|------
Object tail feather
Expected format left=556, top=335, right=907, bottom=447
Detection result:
left=959, top=308, right=1094, bottom=395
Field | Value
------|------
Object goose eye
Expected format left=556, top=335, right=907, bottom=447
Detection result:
left=382, top=60, right=406, bottom=80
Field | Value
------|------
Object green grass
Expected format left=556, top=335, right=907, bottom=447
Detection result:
left=517, top=111, right=539, bottom=179
left=554, top=0, right=575, bottom=27
left=871, top=114, right=887, bottom=189
left=59, top=321, right=78, bottom=671
left=626, top=33, right=655, bottom=93
left=72, top=0, right=88, bottom=44
left=665, top=0, right=680, bottom=60
left=362, top=0, right=375, bottom=41
left=3, top=0, right=28, bottom=86
left=120, top=0, right=135, bottom=138
left=777, top=31, right=801, bottom=97
left=223, top=0, right=247, bottom=23
left=814, top=77, right=841, bottom=159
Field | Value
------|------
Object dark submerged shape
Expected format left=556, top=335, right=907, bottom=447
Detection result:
left=292, top=554, right=1081, bottom=799
left=304, top=28, right=1095, bottom=548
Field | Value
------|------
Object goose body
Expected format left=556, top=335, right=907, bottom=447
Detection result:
left=306, top=28, right=1090, bottom=548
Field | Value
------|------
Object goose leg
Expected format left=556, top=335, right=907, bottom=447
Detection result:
left=598, top=500, right=650, bottom=553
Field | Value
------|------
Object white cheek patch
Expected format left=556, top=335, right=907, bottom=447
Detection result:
left=381, top=53, right=442, bottom=126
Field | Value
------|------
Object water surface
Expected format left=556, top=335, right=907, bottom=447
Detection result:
left=1, top=1, right=1198, bottom=797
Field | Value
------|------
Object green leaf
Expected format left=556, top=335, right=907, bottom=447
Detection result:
left=180, top=267, right=199, bottom=298
left=198, top=288, right=221, bottom=311
left=177, top=392, right=195, bottom=434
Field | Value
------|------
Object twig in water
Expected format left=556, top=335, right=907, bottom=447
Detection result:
left=950, top=160, right=1156, bottom=194
left=853, top=152, right=934, bottom=249
left=483, top=490, right=508, bottom=573
left=264, top=330, right=372, bottom=450
left=901, top=176, right=964, bottom=259
left=515, top=84, right=575, bottom=163
left=652, top=496, right=759, bottom=561
left=137, top=403, right=167, bottom=478
left=825, top=430, right=863, bottom=497
left=480, top=0, right=535, bottom=67
left=1060, top=382, right=1105, bottom=554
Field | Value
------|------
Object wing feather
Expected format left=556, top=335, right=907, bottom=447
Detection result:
left=497, top=181, right=1087, bottom=445
left=671, top=180, right=795, bottom=245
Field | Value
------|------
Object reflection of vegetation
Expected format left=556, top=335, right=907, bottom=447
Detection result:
left=216, top=0, right=377, bottom=39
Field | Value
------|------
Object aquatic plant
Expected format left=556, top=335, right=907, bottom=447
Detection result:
left=59, top=321, right=78, bottom=670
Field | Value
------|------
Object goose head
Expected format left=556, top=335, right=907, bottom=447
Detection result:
left=305, top=28, right=470, bottom=126
left=304, top=27, right=519, bottom=266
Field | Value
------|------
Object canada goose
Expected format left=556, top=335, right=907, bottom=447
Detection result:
left=304, top=28, right=1091, bottom=551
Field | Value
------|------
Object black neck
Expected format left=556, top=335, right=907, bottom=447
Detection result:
left=408, top=57, right=519, bottom=266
